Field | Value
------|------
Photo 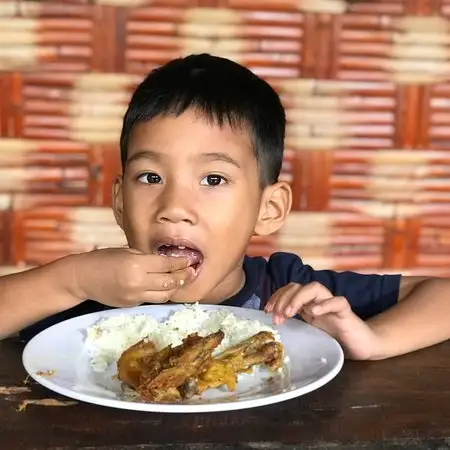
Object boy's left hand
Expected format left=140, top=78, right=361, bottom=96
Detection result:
left=264, top=282, right=380, bottom=360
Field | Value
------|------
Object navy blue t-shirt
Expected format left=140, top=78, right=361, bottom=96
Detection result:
left=19, top=252, right=401, bottom=341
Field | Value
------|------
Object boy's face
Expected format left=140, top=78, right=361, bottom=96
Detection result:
left=113, top=109, right=290, bottom=303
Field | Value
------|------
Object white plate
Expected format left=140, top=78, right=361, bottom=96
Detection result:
left=22, top=304, right=344, bottom=413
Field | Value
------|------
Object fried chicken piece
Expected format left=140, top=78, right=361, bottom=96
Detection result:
left=197, top=331, right=284, bottom=394
left=197, top=359, right=237, bottom=393
left=117, top=339, right=158, bottom=389
left=231, top=341, right=284, bottom=372
left=117, top=330, right=285, bottom=402
left=217, top=331, right=276, bottom=360
left=117, top=338, right=177, bottom=391
left=118, top=340, right=184, bottom=403
left=147, top=386, right=182, bottom=403
left=119, top=331, right=224, bottom=403
left=139, top=331, right=224, bottom=402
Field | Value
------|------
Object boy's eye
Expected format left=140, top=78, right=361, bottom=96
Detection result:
left=137, top=172, right=162, bottom=184
left=200, top=174, right=226, bottom=186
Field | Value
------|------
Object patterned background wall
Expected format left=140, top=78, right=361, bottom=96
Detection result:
left=0, top=0, right=449, bottom=277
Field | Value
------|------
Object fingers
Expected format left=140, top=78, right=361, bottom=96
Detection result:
left=282, top=282, right=334, bottom=317
left=146, top=267, right=197, bottom=291
left=143, top=266, right=199, bottom=302
left=303, top=296, right=350, bottom=319
left=298, top=310, right=314, bottom=325
left=265, top=283, right=302, bottom=325
left=89, top=249, right=199, bottom=308
left=265, top=283, right=298, bottom=313
left=119, top=267, right=197, bottom=305
left=265, top=282, right=337, bottom=325
left=121, top=253, right=195, bottom=289
left=139, top=254, right=192, bottom=273
left=151, top=267, right=195, bottom=291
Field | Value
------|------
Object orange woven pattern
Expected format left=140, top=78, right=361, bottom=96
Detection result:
left=0, top=0, right=450, bottom=276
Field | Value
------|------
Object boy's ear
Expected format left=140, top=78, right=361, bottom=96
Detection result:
left=112, top=175, right=124, bottom=230
left=254, top=181, right=292, bottom=236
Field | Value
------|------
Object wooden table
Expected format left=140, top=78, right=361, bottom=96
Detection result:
left=1, top=338, right=449, bottom=450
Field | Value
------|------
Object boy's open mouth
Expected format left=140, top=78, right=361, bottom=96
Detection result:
left=155, top=240, right=204, bottom=271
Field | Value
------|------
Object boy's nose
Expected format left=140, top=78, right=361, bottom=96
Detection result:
left=155, top=188, right=197, bottom=225
left=157, top=208, right=195, bottom=225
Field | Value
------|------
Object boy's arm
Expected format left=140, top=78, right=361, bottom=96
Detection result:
left=367, top=276, right=450, bottom=359
left=0, top=249, right=194, bottom=340
left=0, top=255, right=83, bottom=339
left=264, top=253, right=450, bottom=359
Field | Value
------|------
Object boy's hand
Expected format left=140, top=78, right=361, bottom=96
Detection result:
left=264, top=282, right=380, bottom=360
left=73, top=248, right=196, bottom=308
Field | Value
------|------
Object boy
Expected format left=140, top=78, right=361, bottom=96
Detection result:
left=1, top=54, right=449, bottom=360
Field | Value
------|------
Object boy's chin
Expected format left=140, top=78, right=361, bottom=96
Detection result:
left=168, top=282, right=223, bottom=305
left=169, top=285, right=205, bottom=304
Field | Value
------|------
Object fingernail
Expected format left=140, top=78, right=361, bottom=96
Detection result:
left=285, top=306, right=292, bottom=316
left=179, top=279, right=184, bottom=287
left=311, top=306, right=320, bottom=314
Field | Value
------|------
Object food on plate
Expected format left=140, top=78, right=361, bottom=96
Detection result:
left=85, top=304, right=288, bottom=403
left=196, top=331, right=284, bottom=395
left=118, top=331, right=224, bottom=402
left=86, top=303, right=282, bottom=372
left=35, top=370, right=55, bottom=377
left=117, top=330, right=284, bottom=403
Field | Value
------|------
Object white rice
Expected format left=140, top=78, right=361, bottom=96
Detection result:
left=85, top=303, right=280, bottom=372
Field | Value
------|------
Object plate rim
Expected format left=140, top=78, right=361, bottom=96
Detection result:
left=22, top=304, right=344, bottom=413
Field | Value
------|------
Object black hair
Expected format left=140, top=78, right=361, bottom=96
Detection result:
left=120, top=53, right=286, bottom=186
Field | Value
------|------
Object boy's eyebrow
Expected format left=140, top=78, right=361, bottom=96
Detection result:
left=126, top=150, right=162, bottom=165
left=126, top=150, right=241, bottom=169
left=199, top=152, right=241, bottom=169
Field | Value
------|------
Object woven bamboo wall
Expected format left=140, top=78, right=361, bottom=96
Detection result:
left=0, top=0, right=449, bottom=277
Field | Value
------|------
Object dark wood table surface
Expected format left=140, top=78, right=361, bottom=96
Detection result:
left=1, top=338, right=449, bottom=450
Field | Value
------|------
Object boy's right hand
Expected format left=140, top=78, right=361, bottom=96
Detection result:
left=72, top=248, right=195, bottom=307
